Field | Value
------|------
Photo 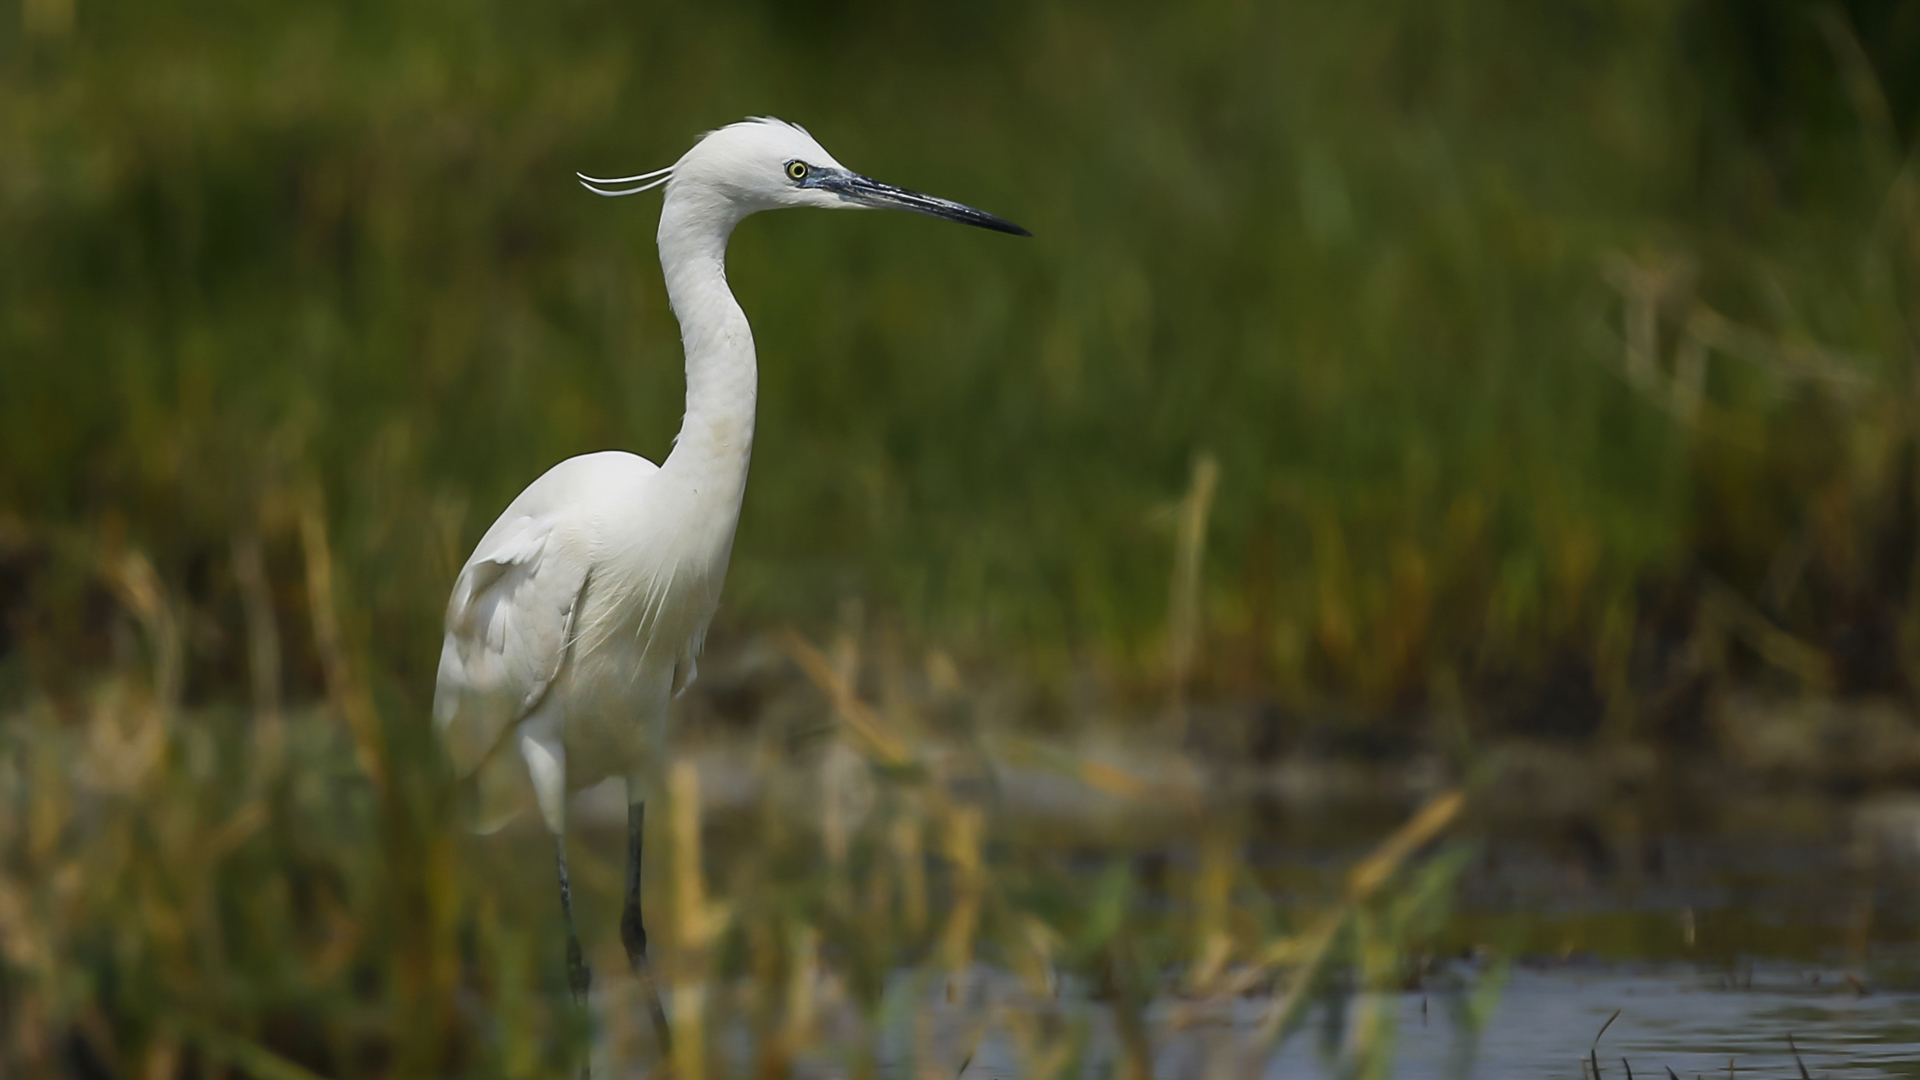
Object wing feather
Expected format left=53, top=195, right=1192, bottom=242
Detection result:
left=433, top=515, right=589, bottom=777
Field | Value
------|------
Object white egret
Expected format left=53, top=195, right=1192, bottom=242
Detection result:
left=431, top=117, right=1026, bottom=1054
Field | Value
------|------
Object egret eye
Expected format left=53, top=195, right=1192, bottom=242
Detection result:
left=786, top=160, right=810, bottom=182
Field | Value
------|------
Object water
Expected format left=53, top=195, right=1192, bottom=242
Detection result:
left=963, top=778, right=1920, bottom=1076
left=858, top=963, right=1920, bottom=1079
left=595, top=751, right=1920, bottom=1076
left=1268, top=965, right=1920, bottom=1078
left=1437, top=965, right=1920, bottom=1078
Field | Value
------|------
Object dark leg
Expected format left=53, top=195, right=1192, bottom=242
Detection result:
left=555, top=835, right=592, bottom=1079
left=555, top=836, right=593, bottom=1003
left=622, top=799, right=674, bottom=1055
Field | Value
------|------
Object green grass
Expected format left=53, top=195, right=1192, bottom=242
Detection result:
left=8, top=1, right=1920, bottom=1075
left=8, top=1, right=1920, bottom=721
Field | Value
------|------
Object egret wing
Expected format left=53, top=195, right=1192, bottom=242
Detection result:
left=433, top=515, right=588, bottom=776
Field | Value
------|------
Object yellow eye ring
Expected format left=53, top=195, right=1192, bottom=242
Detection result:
left=786, top=160, right=809, bottom=181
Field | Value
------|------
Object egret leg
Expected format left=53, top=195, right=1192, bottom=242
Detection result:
left=554, top=834, right=593, bottom=1004
left=623, top=792, right=674, bottom=1055
left=523, top=728, right=592, bottom=1077
left=551, top=835, right=593, bottom=1080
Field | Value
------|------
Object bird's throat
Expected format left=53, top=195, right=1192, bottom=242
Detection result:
left=657, top=193, right=758, bottom=541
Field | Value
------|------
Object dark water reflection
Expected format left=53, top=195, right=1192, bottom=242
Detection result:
left=1246, top=776, right=1920, bottom=1075
left=669, top=753, right=1920, bottom=1075
left=1019, top=765, right=1920, bottom=1075
left=882, top=963, right=1920, bottom=1080
left=1257, top=965, right=1920, bottom=1079
left=1190, top=767, right=1920, bottom=964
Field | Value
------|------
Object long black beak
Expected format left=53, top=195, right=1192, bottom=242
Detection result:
left=817, top=171, right=1030, bottom=237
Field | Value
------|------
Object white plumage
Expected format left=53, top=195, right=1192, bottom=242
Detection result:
left=428, top=117, right=1026, bottom=1059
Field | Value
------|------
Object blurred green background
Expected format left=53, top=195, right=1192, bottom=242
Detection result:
left=9, top=1, right=1920, bottom=1077
left=7, top=0, right=1920, bottom=725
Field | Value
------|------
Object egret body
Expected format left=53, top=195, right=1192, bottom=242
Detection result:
left=431, top=117, right=1025, bottom=1054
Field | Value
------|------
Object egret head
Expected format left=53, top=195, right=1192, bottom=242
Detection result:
left=579, top=117, right=1029, bottom=236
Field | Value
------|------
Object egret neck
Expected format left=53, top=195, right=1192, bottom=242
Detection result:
left=656, top=188, right=757, bottom=544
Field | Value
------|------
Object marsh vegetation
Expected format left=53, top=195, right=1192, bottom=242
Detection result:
left=10, top=0, right=1920, bottom=1075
